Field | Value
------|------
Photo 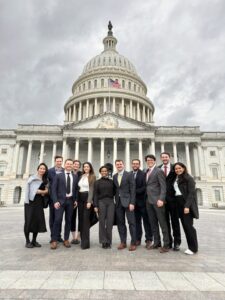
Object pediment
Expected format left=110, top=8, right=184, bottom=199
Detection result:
left=64, top=112, right=151, bottom=130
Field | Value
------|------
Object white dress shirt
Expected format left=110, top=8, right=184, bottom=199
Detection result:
left=78, top=175, right=89, bottom=192
left=174, top=178, right=182, bottom=196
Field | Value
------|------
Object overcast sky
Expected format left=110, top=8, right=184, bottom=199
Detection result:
left=0, top=0, right=225, bottom=131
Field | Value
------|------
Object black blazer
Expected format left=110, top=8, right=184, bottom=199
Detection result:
left=132, top=169, right=146, bottom=207
left=158, top=164, right=176, bottom=201
left=48, top=167, right=64, bottom=199
left=113, top=171, right=135, bottom=207
left=52, top=171, right=78, bottom=205
left=176, top=173, right=199, bottom=219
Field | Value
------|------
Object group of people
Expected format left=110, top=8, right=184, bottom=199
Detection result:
left=24, top=151, right=199, bottom=255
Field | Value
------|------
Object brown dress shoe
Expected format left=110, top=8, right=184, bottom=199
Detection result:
left=145, top=241, right=153, bottom=249
left=117, top=243, right=127, bottom=250
left=136, top=240, right=141, bottom=246
left=63, top=240, right=71, bottom=248
left=129, top=244, right=136, bottom=251
left=50, top=241, right=57, bottom=250
left=159, top=247, right=169, bottom=253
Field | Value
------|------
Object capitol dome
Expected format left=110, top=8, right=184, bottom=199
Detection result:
left=64, top=22, right=155, bottom=125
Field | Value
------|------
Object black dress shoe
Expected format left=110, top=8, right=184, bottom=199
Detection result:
left=102, top=243, right=107, bottom=249
left=105, top=243, right=111, bottom=249
left=25, top=242, right=34, bottom=248
left=71, top=239, right=80, bottom=245
left=32, top=241, right=42, bottom=247
left=173, top=244, right=180, bottom=251
left=57, top=237, right=64, bottom=243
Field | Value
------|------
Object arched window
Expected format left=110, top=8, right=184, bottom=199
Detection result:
left=13, top=187, right=22, bottom=204
left=128, top=82, right=131, bottom=90
left=88, top=81, right=91, bottom=89
left=101, top=79, right=104, bottom=88
left=94, top=80, right=97, bottom=88
left=122, top=80, right=125, bottom=88
left=0, top=162, right=7, bottom=177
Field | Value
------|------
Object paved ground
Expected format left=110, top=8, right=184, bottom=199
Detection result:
left=0, top=206, right=225, bottom=299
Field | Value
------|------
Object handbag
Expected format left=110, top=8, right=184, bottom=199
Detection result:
left=43, top=195, right=50, bottom=208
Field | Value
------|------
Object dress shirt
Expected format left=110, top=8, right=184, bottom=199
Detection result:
left=78, top=175, right=89, bottom=192
left=55, top=167, right=63, bottom=174
left=161, top=163, right=171, bottom=176
left=174, top=178, right=182, bottom=196
left=65, top=171, right=73, bottom=197
left=146, top=164, right=156, bottom=181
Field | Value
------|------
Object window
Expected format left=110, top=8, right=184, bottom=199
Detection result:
left=122, top=80, right=125, bottom=88
left=210, top=151, right=216, bottom=156
left=1, top=148, right=7, bottom=154
left=128, top=82, right=131, bottom=90
left=101, top=79, right=104, bottom=88
left=212, top=167, right=218, bottom=179
left=83, top=83, right=85, bottom=91
left=88, top=81, right=91, bottom=89
left=94, top=80, right=97, bottom=88
left=134, top=84, right=136, bottom=92
left=213, top=186, right=224, bottom=202
left=0, top=163, right=6, bottom=177
left=215, top=190, right=221, bottom=201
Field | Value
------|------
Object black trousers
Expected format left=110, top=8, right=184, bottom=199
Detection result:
left=78, top=192, right=91, bottom=249
left=135, top=204, right=152, bottom=242
left=70, top=206, right=80, bottom=232
left=165, top=199, right=181, bottom=247
left=116, top=199, right=136, bottom=245
left=146, top=202, right=170, bottom=248
left=176, top=196, right=198, bottom=253
left=49, top=200, right=62, bottom=240
left=52, top=198, right=74, bottom=241
left=98, top=199, right=115, bottom=244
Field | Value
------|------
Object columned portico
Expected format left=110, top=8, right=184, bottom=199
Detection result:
left=138, top=139, right=143, bottom=167
left=75, top=138, right=80, bottom=160
left=88, top=138, right=93, bottom=162
left=113, top=138, right=117, bottom=163
left=39, top=141, right=45, bottom=163
left=185, top=142, right=192, bottom=174
left=173, top=142, right=178, bottom=163
left=12, top=141, right=20, bottom=177
left=52, top=142, right=57, bottom=166
left=100, top=138, right=105, bottom=166
left=125, top=139, right=130, bottom=170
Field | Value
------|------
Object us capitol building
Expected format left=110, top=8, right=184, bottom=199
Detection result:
left=0, top=23, right=225, bottom=207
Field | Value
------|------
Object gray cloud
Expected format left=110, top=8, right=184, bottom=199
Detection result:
left=0, top=0, right=225, bottom=131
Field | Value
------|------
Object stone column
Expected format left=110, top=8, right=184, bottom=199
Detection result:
left=138, top=139, right=143, bottom=167
left=173, top=142, right=178, bottom=163
left=202, top=146, right=209, bottom=178
left=218, top=146, right=225, bottom=178
left=137, top=102, right=140, bottom=121
left=62, top=139, right=67, bottom=161
left=24, top=141, right=33, bottom=178
left=94, top=98, right=98, bottom=115
left=197, top=143, right=206, bottom=178
left=51, top=142, right=57, bottom=166
left=12, top=141, right=20, bottom=177
left=103, top=97, right=107, bottom=112
left=78, top=102, right=82, bottom=121
left=147, top=108, right=150, bottom=122
left=75, top=138, right=80, bottom=159
left=86, top=99, right=89, bottom=118
left=100, top=138, right=105, bottom=166
left=161, top=142, right=165, bottom=153
left=73, top=104, right=76, bottom=121
left=150, top=139, right=155, bottom=155
left=113, top=138, right=117, bottom=163
left=142, top=105, right=146, bottom=122
left=193, top=145, right=200, bottom=177
left=87, top=138, right=93, bottom=162
left=121, top=98, right=124, bottom=116
left=125, top=139, right=130, bottom=171
left=39, top=141, right=45, bottom=163
left=129, top=100, right=133, bottom=118
left=112, top=97, right=116, bottom=113
left=185, top=142, right=192, bottom=174
left=70, top=107, right=73, bottom=122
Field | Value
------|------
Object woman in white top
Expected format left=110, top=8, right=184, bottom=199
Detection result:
left=78, top=162, right=96, bottom=249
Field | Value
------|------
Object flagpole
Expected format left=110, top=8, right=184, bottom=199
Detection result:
left=108, top=77, right=110, bottom=112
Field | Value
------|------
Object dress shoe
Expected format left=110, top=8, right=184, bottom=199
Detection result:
left=71, top=239, right=80, bottom=245
left=184, top=249, right=194, bottom=255
left=117, top=243, right=127, bottom=250
left=136, top=240, right=141, bottom=246
left=173, top=244, right=180, bottom=251
left=145, top=240, right=153, bottom=249
left=159, top=247, right=169, bottom=253
left=102, top=243, right=107, bottom=249
left=25, top=242, right=34, bottom=248
left=63, top=240, right=71, bottom=248
left=148, top=244, right=161, bottom=250
left=105, top=243, right=111, bottom=249
left=129, top=244, right=136, bottom=251
left=58, top=237, right=64, bottom=243
left=50, top=241, right=57, bottom=250
left=32, top=241, right=41, bottom=247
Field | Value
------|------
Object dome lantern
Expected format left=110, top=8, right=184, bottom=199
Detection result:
left=103, top=21, right=118, bottom=52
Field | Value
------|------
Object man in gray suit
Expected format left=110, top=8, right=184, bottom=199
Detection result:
left=113, top=159, right=136, bottom=251
left=145, top=154, right=170, bottom=253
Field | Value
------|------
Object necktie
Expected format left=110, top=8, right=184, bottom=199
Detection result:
left=118, top=174, right=122, bottom=186
left=66, top=173, right=71, bottom=194
left=146, top=168, right=151, bottom=181
left=133, top=172, right=137, bottom=179
left=164, top=165, right=167, bottom=176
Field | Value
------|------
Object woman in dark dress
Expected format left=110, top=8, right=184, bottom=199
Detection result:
left=77, top=162, right=96, bottom=249
left=173, top=162, right=199, bottom=255
left=24, top=163, right=48, bottom=248
left=94, top=166, right=115, bottom=249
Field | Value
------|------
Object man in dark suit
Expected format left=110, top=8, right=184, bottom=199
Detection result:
left=48, top=155, right=64, bottom=243
left=113, top=159, right=136, bottom=251
left=145, top=154, right=170, bottom=253
left=51, top=159, right=79, bottom=250
left=131, top=159, right=152, bottom=248
left=159, top=152, right=181, bottom=251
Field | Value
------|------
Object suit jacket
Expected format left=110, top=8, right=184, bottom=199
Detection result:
left=52, top=171, right=78, bottom=205
left=131, top=169, right=146, bottom=207
left=176, top=173, right=199, bottom=219
left=146, top=167, right=166, bottom=205
left=113, top=171, right=135, bottom=208
left=158, top=164, right=176, bottom=201
left=48, top=167, right=64, bottom=199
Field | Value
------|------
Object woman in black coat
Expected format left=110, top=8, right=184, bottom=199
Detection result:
left=173, top=162, right=199, bottom=255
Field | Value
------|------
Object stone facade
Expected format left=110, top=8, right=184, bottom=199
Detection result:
left=0, top=24, right=225, bottom=207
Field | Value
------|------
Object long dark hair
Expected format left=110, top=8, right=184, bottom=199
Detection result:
left=82, top=162, right=96, bottom=184
left=174, top=162, right=188, bottom=181
left=37, top=163, right=48, bottom=184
